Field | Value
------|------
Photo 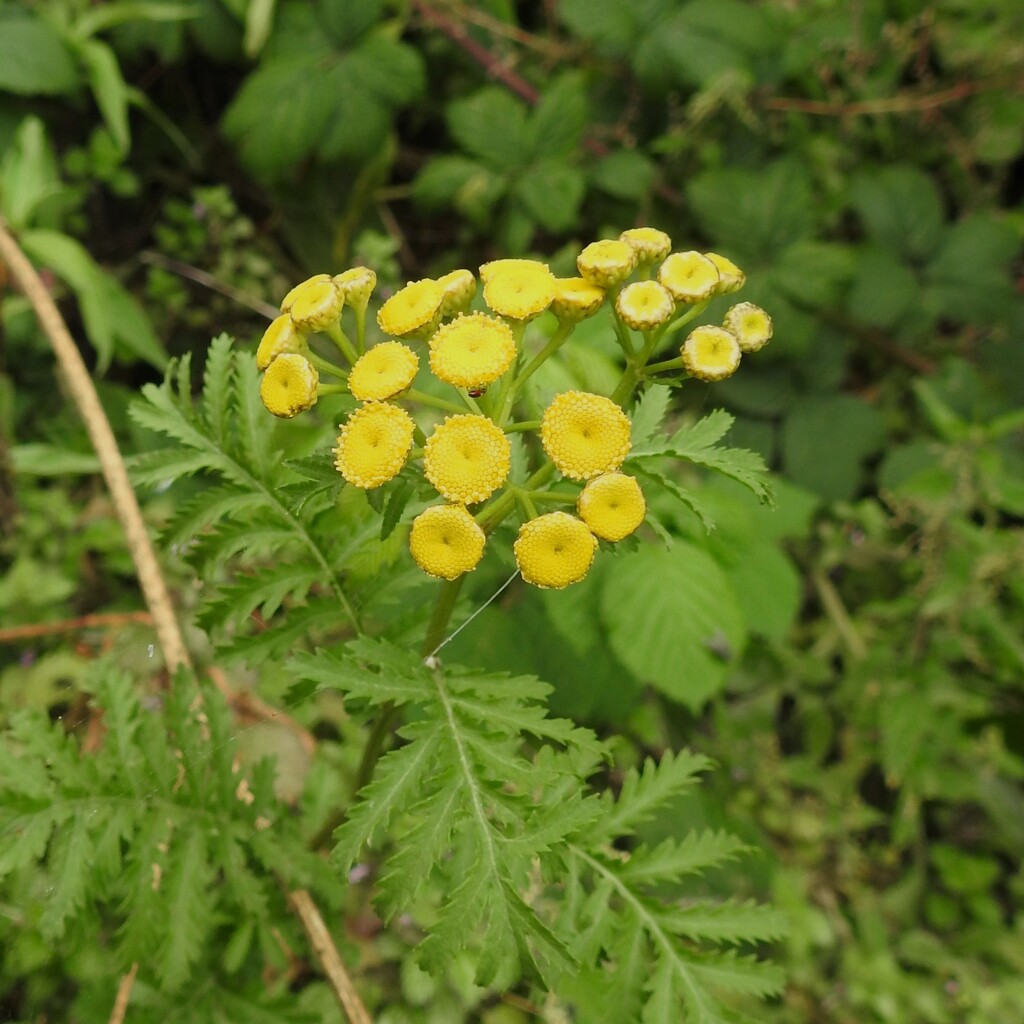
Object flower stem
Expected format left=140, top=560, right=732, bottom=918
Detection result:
left=405, top=388, right=468, bottom=415
left=325, top=322, right=359, bottom=365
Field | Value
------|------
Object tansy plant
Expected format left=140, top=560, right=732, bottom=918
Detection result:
left=120, top=228, right=783, bottom=1021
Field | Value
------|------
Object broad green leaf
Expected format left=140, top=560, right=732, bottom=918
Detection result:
left=846, top=247, right=919, bottom=328
left=447, top=87, right=529, bottom=168
left=589, top=148, right=656, bottom=200
left=850, top=166, right=945, bottom=262
left=601, top=543, right=747, bottom=709
left=0, top=12, right=81, bottom=95
left=513, top=162, right=585, bottom=232
left=527, top=71, right=589, bottom=159
left=0, top=117, right=62, bottom=228
left=74, top=38, right=131, bottom=153
left=781, top=394, right=885, bottom=501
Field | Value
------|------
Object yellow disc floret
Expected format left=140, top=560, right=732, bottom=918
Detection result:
left=482, top=261, right=556, bottom=321
left=615, top=281, right=675, bottom=331
left=334, top=403, right=416, bottom=489
left=429, top=313, right=517, bottom=389
left=259, top=354, right=319, bottom=418
left=423, top=414, right=511, bottom=504
left=681, top=325, right=742, bottom=381
left=658, top=251, right=720, bottom=303
left=723, top=302, right=773, bottom=353
left=705, top=252, right=746, bottom=294
left=409, top=504, right=486, bottom=580
left=281, top=274, right=331, bottom=312
left=620, top=227, right=672, bottom=264
left=514, top=512, right=597, bottom=589
left=437, top=269, right=477, bottom=318
left=288, top=278, right=345, bottom=332
left=377, top=279, right=445, bottom=339
left=577, top=240, right=638, bottom=288
left=577, top=473, right=646, bottom=542
left=541, top=391, right=632, bottom=481
left=257, top=314, right=306, bottom=371
left=348, top=342, right=419, bottom=401
left=333, top=267, right=377, bottom=311
left=550, top=277, right=605, bottom=323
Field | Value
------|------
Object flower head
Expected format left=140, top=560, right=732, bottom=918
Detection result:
left=409, top=504, right=486, bottom=580
left=437, top=269, right=477, bottom=318
left=260, top=354, right=319, bottom=418
left=577, top=240, right=638, bottom=288
left=348, top=342, right=419, bottom=402
left=615, top=281, right=675, bottom=331
left=541, top=391, right=632, bottom=481
left=333, top=267, right=377, bottom=311
left=514, top=512, right=597, bottom=589
left=429, top=313, right=517, bottom=389
left=377, top=279, right=445, bottom=339
left=658, top=251, right=720, bottom=304
left=257, top=314, right=306, bottom=371
left=549, top=278, right=605, bottom=323
left=423, top=414, right=511, bottom=504
left=705, top=252, right=746, bottom=294
left=335, top=403, right=416, bottom=489
left=482, top=260, right=556, bottom=321
left=723, top=302, right=773, bottom=352
left=281, top=274, right=332, bottom=312
left=681, top=325, right=741, bottom=381
left=288, top=278, right=345, bottom=332
left=620, top=227, right=672, bottom=264
left=577, top=473, right=646, bottom=541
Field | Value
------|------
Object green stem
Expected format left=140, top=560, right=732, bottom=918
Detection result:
left=477, top=463, right=556, bottom=533
left=317, top=383, right=348, bottom=396
left=504, top=420, right=541, bottom=433
left=643, top=356, right=686, bottom=375
left=496, top=321, right=574, bottom=427
left=353, top=305, right=367, bottom=355
left=305, top=350, right=348, bottom=379
left=325, top=321, right=359, bottom=365
left=406, top=388, right=467, bottom=415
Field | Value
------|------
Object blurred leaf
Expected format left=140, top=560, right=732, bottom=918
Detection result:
left=687, top=161, right=815, bottom=264
left=846, top=247, right=919, bottom=328
left=513, top=162, right=585, bottom=233
left=0, top=117, right=63, bottom=229
left=781, top=394, right=885, bottom=501
left=0, top=11, right=81, bottom=95
left=447, top=87, right=530, bottom=168
left=528, top=72, right=589, bottom=159
left=74, top=39, right=131, bottom=154
left=850, top=167, right=944, bottom=263
left=243, top=0, right=276, bottom=56
left=601, top=542, right=747, bottom=709
left=589, top=149, right=656, bottom=200
left=10, top=444, right=102, bottom=476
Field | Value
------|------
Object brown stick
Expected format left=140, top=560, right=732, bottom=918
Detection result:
left=0, top=610, right=154, bottom=644
left=0, top=219, right=192, bottom=676
left=108, top=962, right=138, bottom=1024
left=289, top=889, right=373, bottom=1024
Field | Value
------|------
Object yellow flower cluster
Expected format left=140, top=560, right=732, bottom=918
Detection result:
left=255, top=226, right=771, bottom=588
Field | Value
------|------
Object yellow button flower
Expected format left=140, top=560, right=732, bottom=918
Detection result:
left=620, top=227, right=672, bottom=264
left=288, top=278, right=345, bottom=332
left=377, top=279, right=445, bottom=339
left=429, top=313, right=517, bottom=389
left=724, top=302, right=773, bottom=352
left=257, top=314, right=306, bottom=372
left=681, top=325, right=742, bottom=381
left=549, top=277, right=605, bottom=323
left=348, top=342, right=419, bottom=402
left=409, top=504, right=486, bottom=580
left=437, top=268, right=477, bottom=318
left=615, top=281, right=675, bottom=331
left=259, top=354, right=319, bottom=418
left=705, top=252, right=746, bottom=294
left=423, top=414, right=511, bottom=504
left=658, top=251, right=720, bottom=303
left=577, top=240, right=638, bottom=288
left=514, top=512, right=597, bottom=589
left=334, top=403, right=416, bottom=489
left=281, top=274, right=332, bottom=312
left=577, top=472, right=646, bottom=542
left=482, top=261, right=556, bottom=321
left=541, top=391, right=632, bottom=481
left=333, top=267, right=377, bottom=311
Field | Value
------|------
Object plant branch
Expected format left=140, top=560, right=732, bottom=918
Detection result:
left=107, top=962, right=138, bottom=1024
left=0, top=610, right=154, bottom=644
left=289, top=889, right=373, bottom=1024
left=0, top=219, right=192, bottom=675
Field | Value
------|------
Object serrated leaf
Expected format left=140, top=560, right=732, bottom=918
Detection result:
left=631, top=384, right=673, bottom=448
left=620, top=831, right=749, bottom=886
left=448, top=87, right=530, bottom=168
left=664, top=900, right=787, bottom=945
